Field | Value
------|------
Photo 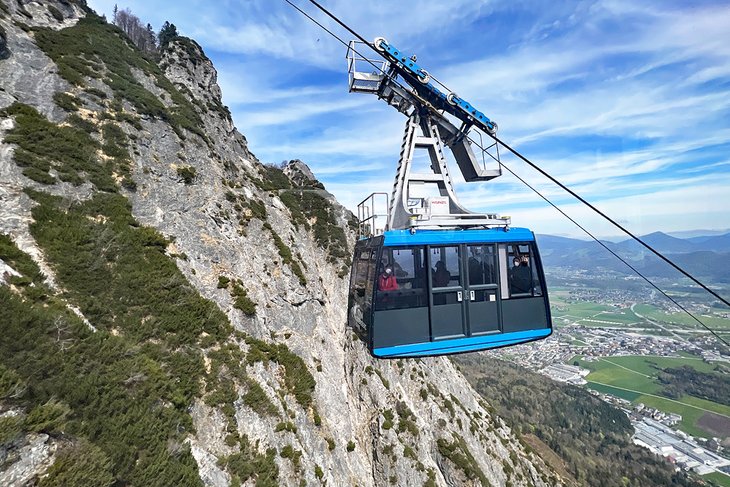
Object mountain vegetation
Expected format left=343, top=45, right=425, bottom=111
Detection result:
left=1, top=2, right=718, bottom=486
left=0, top=7, right=320, bottom=484
left=453, top=355, right=702, bottom=487
left=658, top=365, right=730, bottom=406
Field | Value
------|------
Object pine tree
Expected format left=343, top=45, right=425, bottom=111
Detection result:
left=158, top=21, right=178, bottom=48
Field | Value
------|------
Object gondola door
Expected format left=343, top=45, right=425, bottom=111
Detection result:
left=428, top=245, right=466, bottom=339
left=464, top=244, right=500, bottom=334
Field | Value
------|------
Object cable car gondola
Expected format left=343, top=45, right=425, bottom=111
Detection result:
left=283, top=0, right=729, bottom=356
left=348, top=228, right=551, bottom=357
left=343, top=37, right=552, bottom=358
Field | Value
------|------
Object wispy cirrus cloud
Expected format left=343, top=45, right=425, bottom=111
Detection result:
left=87, top=0, right=730, bottom=237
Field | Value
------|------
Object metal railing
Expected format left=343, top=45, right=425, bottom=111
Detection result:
left=357, top=192, right=389, bottom=237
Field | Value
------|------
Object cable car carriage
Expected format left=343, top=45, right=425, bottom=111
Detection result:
left=349, top=228, right=551, bottom=358
left=345, top=38, right=552, bottom=357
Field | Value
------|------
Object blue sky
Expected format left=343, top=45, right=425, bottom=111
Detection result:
left=88, top=0, right=730, bottom=238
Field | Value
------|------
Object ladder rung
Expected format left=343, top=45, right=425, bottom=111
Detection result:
left=409, top=173, right=446, bottom=182
left=414, top=137, right=437, bottom=146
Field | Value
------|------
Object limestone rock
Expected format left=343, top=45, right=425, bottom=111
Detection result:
left=0, top=433, right=57, bottom=487
left=0, top=4, right=562, bottom=486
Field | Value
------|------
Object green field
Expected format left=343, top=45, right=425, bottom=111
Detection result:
left=585, top=382, right=642, bottom=401
left=549, top=285, right=730, bottom=333
left=589, top=355, right=717, bottom=375
left=703, top=471, right=730, bottom=487
left=634, top=303, right=730, bottom=330
left=574, top=355, right=729, bottom=439
left=551, top=301, right=639, bottom=327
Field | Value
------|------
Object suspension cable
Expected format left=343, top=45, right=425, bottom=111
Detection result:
left=297, top=0, right=730, bottom=309
left=493, top=134, right=730, bottom=310
left=466, top=136, right=729, bottom=348
left=284, top=0, right=730, bottom=348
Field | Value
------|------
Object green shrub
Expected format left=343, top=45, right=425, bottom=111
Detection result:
left=0, top=233, right=45, bottom=285
left=0, top=364, right=25, bottom=400
left=274, top=421, right=297, bottom=434
left=84, top=87, right=108, bottom=99
left=245, top=337, right=315, bottom=409
left=347, top=440, right=355, bottom=452
left=424, top=468, right=437, bottom=487
left=3, top=103, right=116, bottom=190
left=437, top=436, right=489, bottom=486
left=382, top=409, right=394, bottom=430
left=443, top=398, right=455, bottom=418
left=242, top=378, right=278, bottom=417
left=177, top=166, right=197, bottom=184
left=230, top=280, right=256, bottom=315
left=0, top=415, right=23, bottom=446
left=221, top=437, right=279, bottom=487
left=262, top=223, right=306, bottom=286
left=396, top=401, right=419, bottom=437
left=373, top=368, right=390, bottom=390
left=38, top=441, right=115, bottom=487
left=25, top=399, right=70, bottom=434
left=53, top=92, right=81, bottom=111
left=258, top=164, right=291, bottom=191
left=403, top=445, right=417, bottom=461
left=67, top=113, right=97, bottom=133
left=101, top=123, right=129, bottom=158
left=279, top=445, right=302, bottom=470
left=240, top=198, right=267, bottom=222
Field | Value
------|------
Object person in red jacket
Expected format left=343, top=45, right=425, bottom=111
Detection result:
left=378, top=267, right=398, bottom=291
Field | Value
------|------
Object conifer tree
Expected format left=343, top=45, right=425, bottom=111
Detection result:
left=158, top=21, right=179, bottom=48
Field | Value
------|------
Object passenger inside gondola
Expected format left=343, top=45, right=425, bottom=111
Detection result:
left=509, top=256, right=532, bottom=295
left=378, top=266, right=398, bottom=291
left=432, top=261, right=451, bottom=287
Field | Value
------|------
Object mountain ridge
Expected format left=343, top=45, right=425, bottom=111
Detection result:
left=0, top=3, right=560, bottom=486
left=537, top=231, right=730, bottom=283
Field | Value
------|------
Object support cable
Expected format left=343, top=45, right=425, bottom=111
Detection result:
left=493, top=134, right=730, bottom=310
left=466, top=138, right=730, bottom=349
left=285, top=0, right=730, bottom=348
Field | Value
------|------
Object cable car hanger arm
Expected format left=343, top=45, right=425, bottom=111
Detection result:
left=304, top=0, right=497, bottom=135
left=372, top=37, right=498, bottom=135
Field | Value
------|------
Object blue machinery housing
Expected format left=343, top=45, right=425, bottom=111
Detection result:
left=348, top=228, right=552, bottom=358
left=373, top=37, right=498, bottom=133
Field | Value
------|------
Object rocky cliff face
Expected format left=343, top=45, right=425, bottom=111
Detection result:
left=0, top=2, right=560, bottom=486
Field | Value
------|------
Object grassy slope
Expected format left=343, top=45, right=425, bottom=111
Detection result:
left=0, top=13, right=316, bottom=485
left=703, top=472, right=730, bottom=487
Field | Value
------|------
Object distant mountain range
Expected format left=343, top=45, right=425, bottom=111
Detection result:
left=536, top=231, right=730, bottom=283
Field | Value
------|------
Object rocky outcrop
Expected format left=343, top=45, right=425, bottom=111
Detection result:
left=0, top=2, right=561, bottom=486
left=160, top=36, right=257, bottom=163
left=0, top=432, right=57, bottom=487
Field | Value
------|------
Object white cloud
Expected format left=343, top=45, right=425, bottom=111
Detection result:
left=84, top=0, right=730, bottom=237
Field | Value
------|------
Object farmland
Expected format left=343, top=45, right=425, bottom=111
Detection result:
left=575, top=355, right=730, bottom=439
